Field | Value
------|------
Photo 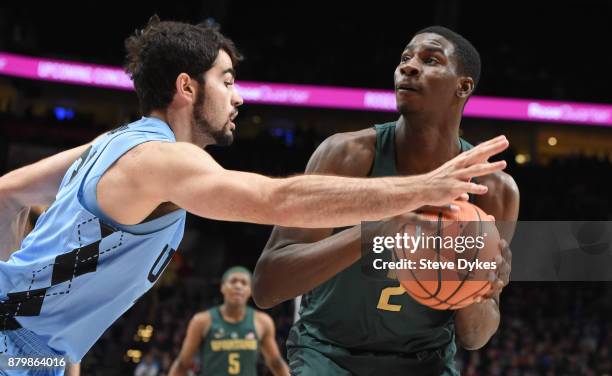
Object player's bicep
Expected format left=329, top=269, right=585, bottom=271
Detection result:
left=149, top=143, right=273, bottom=223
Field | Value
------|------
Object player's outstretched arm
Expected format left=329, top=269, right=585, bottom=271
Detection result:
left=0, top=142, right=92, bottom=258
left=169, top=312, right=210, bottom=376
left=141, top=136, right=507, bottom=228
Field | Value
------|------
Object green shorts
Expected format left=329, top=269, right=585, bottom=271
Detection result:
left=287, top=330, right=459, bottom=376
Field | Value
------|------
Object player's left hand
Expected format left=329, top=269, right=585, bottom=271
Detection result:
left=476, top=239, right=511, bottom=302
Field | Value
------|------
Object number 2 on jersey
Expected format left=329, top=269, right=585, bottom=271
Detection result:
left=377, top=284, right=406, bottom=312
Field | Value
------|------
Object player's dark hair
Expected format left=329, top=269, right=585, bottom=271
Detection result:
left=415, top=26, right=481, bottom=89
left=124, top=15, right=242, bottom=115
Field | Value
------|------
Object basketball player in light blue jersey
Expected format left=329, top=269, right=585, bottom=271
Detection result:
left=0, top=16, right=509, bottom=375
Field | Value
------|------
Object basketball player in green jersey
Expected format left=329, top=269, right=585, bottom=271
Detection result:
left=170, top=267, right=290, bottom=376
left=253, top=26, right=519, bottom=375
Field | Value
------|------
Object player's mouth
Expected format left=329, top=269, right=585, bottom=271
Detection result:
left=229, top=111, right=239, bottom=130
left=395, top=83, right=421, bottom=93
left=229, top=111, right=238, bottom=131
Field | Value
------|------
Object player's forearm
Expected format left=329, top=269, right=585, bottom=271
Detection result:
left=454, top=297, right=500, bottom=350
left=253, top=227, right=361, bottom=308
left=267, top=174, right=426, bottom=228
left=268, top=356, right=290, bottom=376
left=168, top=360, right=189, bottom=376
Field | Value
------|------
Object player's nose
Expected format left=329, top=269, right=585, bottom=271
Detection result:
left=400, top=59, right=421, bottom=77
left=232, top=90, right=244, bottom=107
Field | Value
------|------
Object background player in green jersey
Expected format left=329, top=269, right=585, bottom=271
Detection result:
left=254, top=26, right=519, bottom=375
left=170, top=267, right=289, bottom=376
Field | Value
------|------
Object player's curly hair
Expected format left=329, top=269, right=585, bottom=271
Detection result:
left=124, top=15, right=242, bottom=115
left=416, top=26, right=481, bottom=90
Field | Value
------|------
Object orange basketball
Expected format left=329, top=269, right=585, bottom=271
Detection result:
left=394, top=200, right=500, bottom=310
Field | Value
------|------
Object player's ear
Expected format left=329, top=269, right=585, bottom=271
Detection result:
left=456, top=77, right=474, bottom=98
left=175, top=73, right=197, bottom=103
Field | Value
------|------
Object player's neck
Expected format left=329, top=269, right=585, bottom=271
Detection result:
left=148, top=110, right=212, bottom=147
left=394, top=112, right=462, bottom=174
left=220, top=303, right=247, bottom=323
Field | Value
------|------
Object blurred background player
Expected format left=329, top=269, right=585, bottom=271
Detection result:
left=254, top=26, right=519, bottom=376
left=170, top=267, right=289, bottom=376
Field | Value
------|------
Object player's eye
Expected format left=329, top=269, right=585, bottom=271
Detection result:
left=400, top=55, right=412, bottom=63
left=424, top=57, right=439, bottom=65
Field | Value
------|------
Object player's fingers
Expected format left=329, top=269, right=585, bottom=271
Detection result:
left=418, top=204, right=459, bottom=214
left=456, top=160, right=507, bottom=179
left=394, top=213, right=437, bottom=230
left=459, top=182, right=489, bottom=195
left=456, top=193, right=470, bottom=201
left=500, top=239, right=512, bottom=258
left=461, top=137, right=509, bottom=165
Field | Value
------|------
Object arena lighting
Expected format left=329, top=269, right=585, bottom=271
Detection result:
left=1, top=52, right=611, bottom=127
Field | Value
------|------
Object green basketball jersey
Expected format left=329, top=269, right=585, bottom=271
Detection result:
left=288, top=122, right=474, bottom=376
left=199, top=306, right=259, bottom=376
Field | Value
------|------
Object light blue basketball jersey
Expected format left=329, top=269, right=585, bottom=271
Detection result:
left=0, top=117, right=186, bottom=363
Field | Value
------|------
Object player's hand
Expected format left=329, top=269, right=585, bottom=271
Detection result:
left=419, top=135, right=509, bottom=207
left=476, top=239, right=512, bottom=302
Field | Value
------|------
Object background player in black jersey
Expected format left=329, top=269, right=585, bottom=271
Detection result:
left=170, top=267, right=289, bottom=376
left=254, top=26, right=519, bottom=375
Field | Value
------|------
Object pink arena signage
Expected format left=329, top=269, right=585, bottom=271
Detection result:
left=1, top=52, right=610, bottom=127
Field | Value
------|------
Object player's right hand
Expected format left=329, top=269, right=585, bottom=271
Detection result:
left=420, top=135, right=509, bottom=207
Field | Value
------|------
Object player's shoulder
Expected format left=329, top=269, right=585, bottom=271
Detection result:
left=253, top=309, right=274, bottom=327
left=481, top=170, right=519, bottom=199
left=308, top=128, right=376, bottom=176
left=127, top=141, right=206, bottom=162
left=475, top=170, right=520, bottom=222
left=118, top=141, right=213, bottom=175
left=192, top=309, right=213, bottom=325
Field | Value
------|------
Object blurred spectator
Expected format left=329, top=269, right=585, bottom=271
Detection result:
left=134, top=352, right=160, bottom=376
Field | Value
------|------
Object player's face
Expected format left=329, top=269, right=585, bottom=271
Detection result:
left=192, top=49, right=243, bottom=146
left=394, top=33, right=460, bottom=114
left=221, top=272, right=251, bottom=306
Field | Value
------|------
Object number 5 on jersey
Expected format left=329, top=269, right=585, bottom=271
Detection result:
left=228, top=352, right=240, bottom=374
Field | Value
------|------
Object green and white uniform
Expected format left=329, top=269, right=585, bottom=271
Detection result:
left=199, top=306, right=259, bottom=376
left=287, top=122, right=473, bottom=376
